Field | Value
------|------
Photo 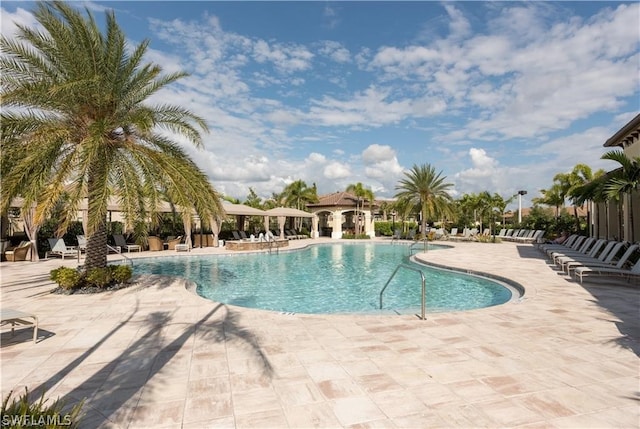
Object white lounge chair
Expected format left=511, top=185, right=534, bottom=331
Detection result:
left=1, top=308, right=38, bottom=343
left=563, top=241, right=626, bottom=274
left=555, top=239, right=608, bottom=269
left=77, top=235, right=87, bottom=253
left=113, top=234, right=141, bottom=252
left=45, top=238, right=77, bottom=259
left=547, top=236, right=589, bottom=260
left=516, top=230, right=545, bottom=244
left=574, top=244, right=640, bottom=284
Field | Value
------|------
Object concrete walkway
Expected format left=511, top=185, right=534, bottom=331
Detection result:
left=0, top=238, right=638, bottom=428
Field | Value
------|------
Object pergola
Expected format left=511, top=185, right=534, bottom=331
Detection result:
left=265, top=207, right=318, bottom=239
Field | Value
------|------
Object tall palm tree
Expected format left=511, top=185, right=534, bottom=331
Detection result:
left=553, top=164, right=595, bottom=232
left=363, top=187, right=375, bottom=236
left=602, top=151, right=640, bottom=242
left=280, top=179, right=317, bottom=230
left=394, top=164, right=453, bottom=238
left=346, top=182, right=366, bottom=235
left=1, top=1, right=224, bottom=269
left=281, top=180, right=318, bottom=211
left=532, top=184, right=565, bottom=218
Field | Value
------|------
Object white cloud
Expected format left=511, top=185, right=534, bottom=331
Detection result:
left=252, top=40, right=314, bottom=74
left=318, top=40, right=350, bottom=63
left=324, top=162, right=351, bottom=179
left=1, top=6, right=41, bottom=38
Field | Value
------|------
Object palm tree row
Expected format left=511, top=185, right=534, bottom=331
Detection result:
left=534, top=151, right=639, bottom=242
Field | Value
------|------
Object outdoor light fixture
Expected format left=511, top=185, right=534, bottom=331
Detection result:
left=517, top=190, right=527, bottom=224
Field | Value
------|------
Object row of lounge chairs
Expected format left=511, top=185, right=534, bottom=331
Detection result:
left=537, top=234, right=640, bottom=284
left=497, top=229, right=546, bottom=243
left=230, top=230, right=307, bottom=241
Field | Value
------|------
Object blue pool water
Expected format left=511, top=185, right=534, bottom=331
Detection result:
left=133, top=242, right=514, bottom=315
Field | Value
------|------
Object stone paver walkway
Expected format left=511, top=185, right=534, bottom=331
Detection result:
left=1, top=238, right=638, bottom=428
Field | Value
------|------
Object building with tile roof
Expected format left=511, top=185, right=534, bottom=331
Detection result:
left=307, top=191, right=378, bottom=238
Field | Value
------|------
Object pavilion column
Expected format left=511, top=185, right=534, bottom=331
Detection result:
left=311, top=214, right=319, bottom=238
left=364, top=211, right=374, bottom=238
left=331, top=209, right=343, bottom=239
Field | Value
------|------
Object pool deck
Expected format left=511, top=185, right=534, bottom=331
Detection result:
left=1, top=238, right=638, bottom=428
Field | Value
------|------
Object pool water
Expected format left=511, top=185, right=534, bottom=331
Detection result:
left=133, top=242, right=513, bottom=315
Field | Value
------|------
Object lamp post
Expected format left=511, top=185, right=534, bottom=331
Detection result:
left=391, top=211, right=396, bottom=233
left=517, top=190, right=527, bottom=224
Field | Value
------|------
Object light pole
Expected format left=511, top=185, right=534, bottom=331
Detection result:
left=391, top=211, right=396, bottom=233
left=517, top=190, right=527, bottom=224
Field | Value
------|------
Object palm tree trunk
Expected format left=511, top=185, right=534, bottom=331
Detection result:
left=573, top=205, right=580, bottom=234
left=85, top=220, right=108, bottom=269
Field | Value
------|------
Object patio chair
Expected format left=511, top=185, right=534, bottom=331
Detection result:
left=554, top=239, right=608, bottom=270
left=574, top=251, right=640, bottom=284
left=166, top=236, right=183, bottom=250
left=284, top=230, right=298, bottom=240
left=45, top=238, right=77, bottom=259
left=4, top=242, right=32, bottom=262
left=562, top=241, right=625, bottom=274
left=516, top=230, right=546, bottom=244
left=77, top=235, right=87, bottom=253
left=1, top=308, right=38, bottom=343
left=239, top=231, right=249, bottom=240
left=231, top=231, right=242, bottom=240
left=112, top=234, right=141, bottom=252
left=573, top=244, right=639, bottom=283
left=147, top=236, right=164, bottom=251
left=407, top=229, right=416, bottom=241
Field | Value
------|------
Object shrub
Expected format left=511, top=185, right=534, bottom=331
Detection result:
left=1, top=387, right=84, bottom=428
left=50, top=265, right=132, bottom=291
left=341, top=233, right=370, bottom=239
left=85, top=267, right=112, bottom=288
left=110, top=265, right=133, bottom=284
left=374, top=221, right=393, bottom=237
left=49, top=267, right=81, bottom=290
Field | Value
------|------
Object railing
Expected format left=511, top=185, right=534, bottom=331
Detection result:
left=107, top=245, right=133, bottom=266
left=408, top=239, right=429, bottom=255
left=379, top=263, right=426, bottom=320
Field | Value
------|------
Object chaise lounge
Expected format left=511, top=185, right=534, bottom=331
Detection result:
left=113, top=234, right=141, bottom=252
left=46, top=238, right=77, bottom=259
left=1, top=308, right=38, bottom=343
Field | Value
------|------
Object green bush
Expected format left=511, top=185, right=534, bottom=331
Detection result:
left=85, top=267, right=112, bottom=288
left=1, top=387, right=84, bottom=428
left=49, top=267, right=82, bottom=290
left=50, top=265, right=132, bottom=291
left=110, top=265, right=133, bottom=284
left=342, top=233, right=371, bottom=239
left=374, top=221, right=393, bottom=236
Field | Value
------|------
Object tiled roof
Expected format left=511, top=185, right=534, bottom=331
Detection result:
left=307, top=191, right=359, bottom=207
left=504, top=205, right=589, bottom=219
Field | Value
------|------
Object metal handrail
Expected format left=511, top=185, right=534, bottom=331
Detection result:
left=379, top=263, right=426, bottom=320
left=408, top=239, right=429, bottom=255
left=107, top=245, right=133, bottom=266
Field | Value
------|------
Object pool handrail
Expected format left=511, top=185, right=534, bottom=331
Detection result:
left=107, top=244, right=134, bottom=267
left=379, top=263, right=426, bottom=320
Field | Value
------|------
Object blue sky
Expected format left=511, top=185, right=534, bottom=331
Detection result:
left=2, top=1, right=639, bottom=209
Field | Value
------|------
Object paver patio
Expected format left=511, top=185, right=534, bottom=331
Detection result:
left=1, top=238, right=638, bottom=428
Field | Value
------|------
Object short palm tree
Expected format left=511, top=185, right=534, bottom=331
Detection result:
left=394, top=164, right=453, bottom=238
left=602, top=150, right=640, bottom=242
left=1, top=1, right=224, bottom=269
left=532, top=184, right=565, bottom=219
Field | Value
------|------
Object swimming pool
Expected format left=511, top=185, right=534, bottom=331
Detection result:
left=133, top=242, right=515, bottom=315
